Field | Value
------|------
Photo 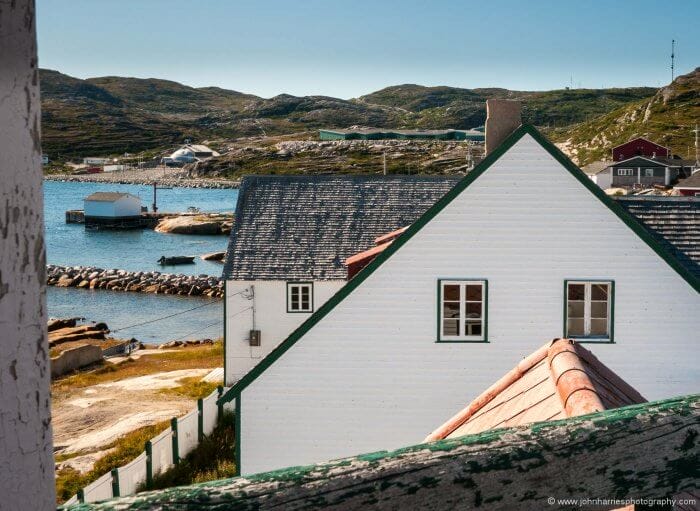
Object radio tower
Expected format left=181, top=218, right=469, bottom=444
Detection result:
left=671, top=39, right=675, bottom=82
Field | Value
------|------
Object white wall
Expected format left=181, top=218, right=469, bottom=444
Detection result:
left=592, top=170, right=612, bottom=189
left=225, top=280, right=344, bottom=384
left=238, top=134, right=700, bottom=475
left=84, top=196, right=141, bottom=217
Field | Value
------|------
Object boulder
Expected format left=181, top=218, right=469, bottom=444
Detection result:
left=56, top=276, right=75, bottom=287
left=201, top=251, right=226, bottom=262
left=155, top=216, right=222, bottom=235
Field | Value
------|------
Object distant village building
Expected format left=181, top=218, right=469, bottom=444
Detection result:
left=83, top=157, right=111, bottom=166
left=612, top=137, right=670, bottom=162
left=41, top=154, right=49, bottom=165
left=83, top=192, right=142, bottom=228
left=600, top=137, right=696, bottom=188
left=674, top=171, right=700, bottom=196
left=319, top=128, right=485, bottom=142
left=162, top=144, right=219, bottom=165
left=219, top=125, right=699, bottom=476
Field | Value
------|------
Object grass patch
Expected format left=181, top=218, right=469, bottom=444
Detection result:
left=146, top=412, right=236, bottom=491
left=55, top=420, right=169, bottom=504
left=159, top=376, right=221, bottom=400
left=52, top=340, right=223, bottom=396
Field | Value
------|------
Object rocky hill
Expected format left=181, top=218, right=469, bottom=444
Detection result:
left=552, top=68, right=700, bottom=165
left=40, top=69, right=656, bottom=159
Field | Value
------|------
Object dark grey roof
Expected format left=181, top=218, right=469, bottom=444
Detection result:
left=223, top=175, right=460, bottom=280
left=617, top=196, right=700, bottom=278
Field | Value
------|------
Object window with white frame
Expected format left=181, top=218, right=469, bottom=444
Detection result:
left=439, top=280, right=486, bottom=341
left=565, top=281, right=613, bottom=340
left=644, top=168, right=654, bottom=177
left=287, top=282, right=313, bottom=313
left=618, top=168, right=633, bottom=176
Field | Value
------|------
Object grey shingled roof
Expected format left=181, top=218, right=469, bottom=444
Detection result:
left=222, top=175, right=460, bottom=280
left=617, top=196, right=700, bottom=278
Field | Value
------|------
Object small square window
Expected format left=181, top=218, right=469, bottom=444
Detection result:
left=438, top=280, right=487, bottom=342
left=287, top=283, right=313, bottom=313
left=564, top=281, right=613, bottom=341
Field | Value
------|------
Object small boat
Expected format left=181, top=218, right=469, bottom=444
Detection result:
left=158, top=256, right=195, bottom=265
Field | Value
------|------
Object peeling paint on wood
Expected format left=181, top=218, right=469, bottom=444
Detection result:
left=65, top=394, right=698, bottom=510
left=0, top=0, right=55, bottom=509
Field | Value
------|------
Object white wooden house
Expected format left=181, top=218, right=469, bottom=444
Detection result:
left=219, top=125, right=699, bottom=476
left=84, top=192, right=142, bottom=220
left=222, top=175, right=459, bottom=383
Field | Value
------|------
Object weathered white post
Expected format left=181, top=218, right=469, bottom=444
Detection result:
left=0, top=1, right=56, bottom=509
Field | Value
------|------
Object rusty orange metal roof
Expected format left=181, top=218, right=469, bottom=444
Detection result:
left=425, top=339, right=646, bottom=442
left=345, top=226, right=408, bottom=279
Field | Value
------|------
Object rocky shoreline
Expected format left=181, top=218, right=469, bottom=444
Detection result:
left=44, top=174, right=239, bottom=189
left=47, top=265, right=224, bottom=298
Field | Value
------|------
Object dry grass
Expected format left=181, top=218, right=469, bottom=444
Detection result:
left=159, top=376, right=221, bottom=400
left=52, top=341, right=223, bottom=397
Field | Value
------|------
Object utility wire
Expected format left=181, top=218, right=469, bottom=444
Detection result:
left=112, top=298, right=222, bottom=333
left=166, top=306, right=253, bottom=342
left=111, top=288, right=251, bottom=333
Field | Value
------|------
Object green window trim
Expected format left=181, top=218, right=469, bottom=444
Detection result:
left=563, top=280, right=615, bottom=344
left=436, top=279, right=488, bottom=343
left=286, top=282, right=314, bottom=313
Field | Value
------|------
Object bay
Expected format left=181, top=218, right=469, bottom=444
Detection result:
left=44, top=181, right=238, bottom=343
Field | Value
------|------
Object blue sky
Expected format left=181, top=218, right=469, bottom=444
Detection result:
left=37, top=0, right=699, bottom=99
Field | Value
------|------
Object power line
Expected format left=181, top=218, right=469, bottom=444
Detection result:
left=166, top=306, right=252, bottom=342
left=112, top=298, right=222, bottom=333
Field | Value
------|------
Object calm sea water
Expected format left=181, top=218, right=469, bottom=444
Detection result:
left=44, top=181, right=238, bottom=343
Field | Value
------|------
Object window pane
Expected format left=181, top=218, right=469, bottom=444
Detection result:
left=590, top=318, right=609, bottom=336
left=465, top=302, right=481, bottom=318
left=567, top=301, right=585, bottom=318
left=568, top=284, right=585, bottom=300
left=465, top=285, right=482, bottom=301
left=442, top=302, right=460, bottom=318
left=443, top=319, right=459, bottom=336
left=301, top=287, right=309, bottom=299
left=567, top=318, right=584, bottom=336
left=301, top=299, right=310, bottom=310
left=591, top=284, right=608, bottom=300
left=443, top=285, right=460, bottom=301
left=591, top=301, right=608, bottom=318
left=291, top=287, right=299, bottom=298
left=465, top=321, right=482, bottom=336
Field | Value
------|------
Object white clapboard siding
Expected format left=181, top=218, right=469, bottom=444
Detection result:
left=225, top=280, right=344, bottom=384
left=238, top=133, right=700, bottom=475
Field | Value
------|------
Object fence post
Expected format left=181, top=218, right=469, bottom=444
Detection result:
left=171, top=418, right=179, bottom=465
left=77, top=488, right=85, bottom=503
left=197, top=398, right=204, bottom=443
left=217, top=385, right=224, bottom=421
left=145, top=440, right=153, bottom=488
left=111, top=468, right=120, bottom=497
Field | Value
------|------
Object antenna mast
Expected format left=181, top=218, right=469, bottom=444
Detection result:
left=693, top=124, right=699, bottom=168
left=671, top=39, right=675, bottom=82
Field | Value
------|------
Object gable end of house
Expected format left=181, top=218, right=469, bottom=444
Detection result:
left=220, top=125, right=700, bottom=413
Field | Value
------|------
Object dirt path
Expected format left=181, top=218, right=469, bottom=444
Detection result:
left=52, top=368, right=211, bottom=464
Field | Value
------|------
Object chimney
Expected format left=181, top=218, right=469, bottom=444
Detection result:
left=485, top=99, right=522, bottom=155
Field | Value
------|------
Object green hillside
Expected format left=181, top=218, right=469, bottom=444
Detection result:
left=39, top=69, right=657, bottom=159
left=551, top=67, right=699, bottom=165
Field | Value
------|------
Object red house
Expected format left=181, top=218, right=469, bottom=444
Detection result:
left=612, top=137, right=670, bottom=162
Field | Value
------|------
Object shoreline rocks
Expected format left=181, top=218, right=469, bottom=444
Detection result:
left=46, top=265, right=224, bottom=298
left=44, top=174, right=239, bottom=189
